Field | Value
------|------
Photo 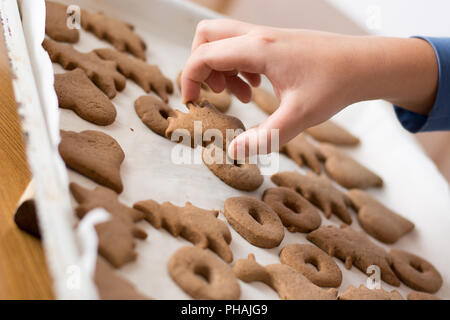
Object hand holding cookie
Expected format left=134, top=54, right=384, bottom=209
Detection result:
left=181, top=19, right=438, bottom=159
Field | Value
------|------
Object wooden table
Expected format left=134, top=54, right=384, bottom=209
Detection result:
left=0, top=24, right=53, bottom=299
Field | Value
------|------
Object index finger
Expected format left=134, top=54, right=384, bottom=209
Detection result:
left=181, top=35, right=266, bottom=103
left=191, top=19, right=251, bottom=52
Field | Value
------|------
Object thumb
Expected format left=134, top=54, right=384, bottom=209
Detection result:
left=228, top=92, right=307, bottom=160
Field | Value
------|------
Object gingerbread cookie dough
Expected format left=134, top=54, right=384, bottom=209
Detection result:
left=390, top=249, right=443, bottom=293
left=262, top=187, right=321, bottom=233
left=45, top=1, right=79, bottom=43
left=166, top=100, right=245, bottom=149
left=71, top=183, right=147, bottom=268
left=95, top=257, right=149, bottom=300
left=407, top=291, right=440, bottom=300
left=59, top=130, right=125, bottom=193
left=306, top=121, right=360, bottom=146
left=281, top=133, right=322, bottom=174
left=233, top=254, right=338, bottom=300
left=271, top=171, right=352, bottom=224
left=279, top=244, right=342, bottom=287
left=134, top=200, right=233, bottom=262
left=55, top=69, right=117, bottom=126
left=43, top=38, right=126, bottom=98
left=348, top=189, right=414, bottom=244
left=168, top=246, right=240, bottom=300
left=318, top=144, right=383, bottom=189
left=14, top=199, right=40, bottom=239
left=95, top=48, right=173, bottom=102
left=306, top=225, right=400, bottom=286
left=177, top=72, right=231, bottom=113
left=81, top=10, right=147, bottom=60
left=339, top=285, right=403, bottom=300
left=252, top=87, right=279, bottom=115
left=202, top=144, right=263, bottom=192
left=134, top=95, right=175, bottom=137
left=224, top=196, right=284, bottom=248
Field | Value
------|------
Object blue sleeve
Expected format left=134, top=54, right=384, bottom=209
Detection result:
left=393, top=36, right=450, bottom=133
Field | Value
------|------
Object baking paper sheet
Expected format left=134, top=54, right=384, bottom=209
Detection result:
left=33, top=0, right=450, bottom=299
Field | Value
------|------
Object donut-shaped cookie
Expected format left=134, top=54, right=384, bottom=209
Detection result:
left=168, top=246, right=240, bottom=300
left=202, top=144, right=263, bottom=191
left=224, top=196, right=284, bottom=248
left=280, top=244, right=342, bottom=287
left=263, top=187, right=321, bottom=233
left=135, top=95, right=175, bottom=137
left=390, top=249, right=443, bottom=293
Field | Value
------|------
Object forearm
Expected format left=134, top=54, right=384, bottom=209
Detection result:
left=348, top=36, right=438, bottom=115
left=182, top=19, right=446, bottom=157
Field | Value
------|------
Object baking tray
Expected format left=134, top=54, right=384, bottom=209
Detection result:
left=4, top=0, right=450, bottom=299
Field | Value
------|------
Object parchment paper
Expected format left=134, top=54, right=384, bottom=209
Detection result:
left=44, top=0, right=450, bottom=299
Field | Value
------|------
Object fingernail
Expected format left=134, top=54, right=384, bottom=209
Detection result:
left=228, top=138, right=247, bottom=160
left=227, top=139, right=238, bottom=159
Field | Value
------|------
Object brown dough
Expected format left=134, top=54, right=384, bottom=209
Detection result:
left=224, top=196, right=284, bottom=248
left=177, top=72, right=231, bottom=113
left=280, top=243, right=342, bottom=287
left=306, top=225, right=400, bottom=286
left=262, top=187, right=321, bottom=233
left=281, top=133, right=322, bottom=174
left=339, top=285, right=403, bottom=300
left=134, top=95, right=175, bottom=137
left=233, top=254, right=338, bottom=300
left=95, top=257, right=150, bottom=299
left=252, top=87, right=279, bottom=115
left=81, top=10, right=147, bottom=60
left=390, top=249, right=443, bottom=293
left=14, top=199, right=40, bottom=239
left=59, top=130, right=125, bottom=193
left=133, top=200, right=233, bottom=262
left=318, top=143, right=383, bottom=189
left=165, top=100, right=245, bottom=149
left=70, top=183, right=147, bottom=268
left=43, top=38, right=126, bottom=99
left=306, top=121, right=360, bottom=146
left=95, top=48, right=173, bottom=102
left=348, top=189, right=414, bottom=243
left=168, top=246, right=240, bottom=300
left=271, top=171, right=352, bottom=224
left=202, top=144, right=263, bottom=191
left=45, top=1, right=79, bottom=43
left=54, top=69, right=116, bottom=126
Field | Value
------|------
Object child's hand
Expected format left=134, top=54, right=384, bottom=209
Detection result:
left=181, top=19, right=438, bottom=159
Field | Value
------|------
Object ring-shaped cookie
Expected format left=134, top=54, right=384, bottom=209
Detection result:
left=168, top=246, right=240, bottom=300
left=135, top=95, right=175, bottom=137
left=390, top=249, right=443, bottom=293
left=263, top=187, right=321, bottom=233
left=280, top=244, right=342, bottom=287
left=224, top=196, right=284, bottom=248
left=202, top=144, right=263, bottom=191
